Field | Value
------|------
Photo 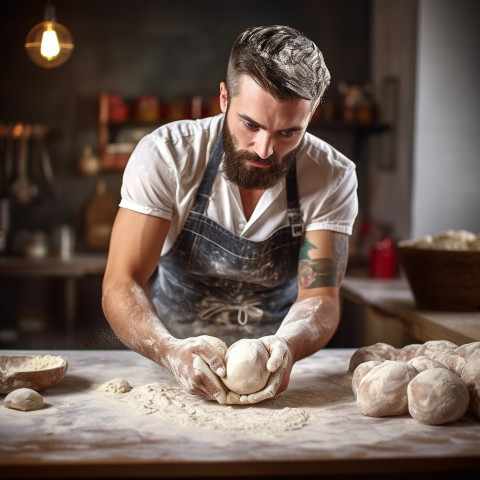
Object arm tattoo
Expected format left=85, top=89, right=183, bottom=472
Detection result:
left=298, top=233, right=349, bottom=289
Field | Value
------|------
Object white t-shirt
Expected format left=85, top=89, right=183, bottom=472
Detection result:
left=120, top=114, right=358, bottom=255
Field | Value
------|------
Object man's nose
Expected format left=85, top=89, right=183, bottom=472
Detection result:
left=253, top=131, right=274, bottom=159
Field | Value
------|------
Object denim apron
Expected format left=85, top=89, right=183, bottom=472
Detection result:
left=150, top=131, right=304, bottom=346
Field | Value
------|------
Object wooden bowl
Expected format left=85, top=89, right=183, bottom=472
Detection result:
left=397, top=241, right=480, bottom=311
left=0, top=355, right=68, bottom=394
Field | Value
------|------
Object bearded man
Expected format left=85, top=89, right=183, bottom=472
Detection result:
left=102, top=25, right=358, bottom=405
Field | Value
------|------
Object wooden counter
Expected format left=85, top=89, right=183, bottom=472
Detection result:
left=1, top=349, right=479, bottom=479
left=341, top=276, right=480, bottom=346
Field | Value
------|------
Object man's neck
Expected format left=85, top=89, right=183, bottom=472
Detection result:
left=239, top=188, right=265, bottom=221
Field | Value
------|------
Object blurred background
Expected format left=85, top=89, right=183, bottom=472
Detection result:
left=0, top=0, right=479, bottom=349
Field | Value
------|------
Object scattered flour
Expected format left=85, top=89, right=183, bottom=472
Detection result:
left=98, top=378, right=132, bottom=394
left=105, top=381, right=310, bottom=437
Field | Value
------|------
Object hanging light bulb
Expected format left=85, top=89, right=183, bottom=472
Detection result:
left=25, top=1, right=74, bottom=68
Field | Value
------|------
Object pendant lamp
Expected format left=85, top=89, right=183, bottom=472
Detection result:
left=25, top=1, right=74, bottom=68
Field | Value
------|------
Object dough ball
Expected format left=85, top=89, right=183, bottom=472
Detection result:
left=396, top=343, right=423, bottom=362
left=221, top=339, right=270, bottom=394
left=416, top=340, right=458, bottom=357
left=4, top=388, right=44, bottom=411
left=356, top=361, right=418, bottom=417
left=456, top=342, right=480, bottom=360
left=408, top=356, right=447, bottom=373
left=407, top=368, right=470, bottom=425
left=351, top=360, right=383, bottom=398
left=348, top=343, right=398, bottom=372
left=460, top=351, right=480, bottom=419
left=422, top=349, right=466, bottom=377
left=99, top=378, right=132, bottom=394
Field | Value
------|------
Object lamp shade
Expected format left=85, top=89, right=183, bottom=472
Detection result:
left=25, top=3, right=74, bottom=68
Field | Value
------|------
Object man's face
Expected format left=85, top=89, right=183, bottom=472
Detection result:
left=220, top=76, right=314, bottom=190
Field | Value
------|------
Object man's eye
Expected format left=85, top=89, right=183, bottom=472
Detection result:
left=244, top=121, right=258, bottom=130
left=279, top=131, right=294, bottom=139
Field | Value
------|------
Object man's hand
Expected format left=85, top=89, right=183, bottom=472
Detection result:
left=162, top=336, right=228, bottom=404
left=226, top=335, right=294, bottom=405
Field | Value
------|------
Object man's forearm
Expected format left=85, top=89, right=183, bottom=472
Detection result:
left=275, top=295, right=339, bottom=362
left=102, top=280, right=173, bottom=367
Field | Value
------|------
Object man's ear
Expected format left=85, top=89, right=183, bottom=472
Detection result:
left=219, top=82, right=228, bottom=113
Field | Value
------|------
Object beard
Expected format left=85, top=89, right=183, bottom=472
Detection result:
left=221, top=120, right=300, bottom=190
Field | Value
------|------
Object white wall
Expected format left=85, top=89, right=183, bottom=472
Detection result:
left=411, top=0, right=480, bottom=238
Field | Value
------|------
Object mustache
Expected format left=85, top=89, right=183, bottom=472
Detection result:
left=238, top=150, right=278, bottom=166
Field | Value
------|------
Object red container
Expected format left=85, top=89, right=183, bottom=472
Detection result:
left=369, top=236, right=397, bottom=278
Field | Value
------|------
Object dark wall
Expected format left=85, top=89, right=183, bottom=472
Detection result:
left=1, top=0, right=371, bottom=238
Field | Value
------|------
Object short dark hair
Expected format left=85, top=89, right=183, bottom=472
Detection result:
left=226, top=25, right=330, bottom=104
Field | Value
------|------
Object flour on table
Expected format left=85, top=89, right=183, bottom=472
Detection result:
left=102, top=381, right=310, bottom=437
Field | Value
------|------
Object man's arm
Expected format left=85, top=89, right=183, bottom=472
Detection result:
left=236, top=229, right=348, bottom=404
left=101, top=207, right=228, bottom=402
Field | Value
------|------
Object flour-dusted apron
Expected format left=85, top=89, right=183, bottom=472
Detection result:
left=150, top=131, right=304, bottom=346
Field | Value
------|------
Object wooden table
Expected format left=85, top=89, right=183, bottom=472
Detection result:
left=1, top=349, right=479, bottom=479
left=341, top=276, right=480, bottom=346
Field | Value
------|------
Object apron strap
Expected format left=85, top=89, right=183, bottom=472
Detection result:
left=190, top=130, right=224, bottom=214
left=285, top=160, right=304, bottom=238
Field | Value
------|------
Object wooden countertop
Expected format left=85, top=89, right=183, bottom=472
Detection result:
left=341, top=276, right=480, bottom=344
left=1, top=349, right=479, bottom=479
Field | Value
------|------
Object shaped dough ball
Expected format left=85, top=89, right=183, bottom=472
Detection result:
left=460, top=351, right=480, bottom=419
left=221, top=339, right=270, bottom=394
left=407, top=368, right=469, bottom=425
left=396, top=344, right=423, bottom=362
left=356, top=361, right=418, bottom=417
left=456, top=342, right=480, bottom=360
left=416, top=340, right=458, bottom=357
left=351, top=360, right=383, bottom=398
left=4, top=388, right=44, bottom=411
left=408, top=356, right=447, bottom=373
left=422, top=349, right=466, bottom=376
left=348, top=343, right=398, bottom=372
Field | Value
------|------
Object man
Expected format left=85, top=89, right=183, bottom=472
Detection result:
left=102, top=25, right=358, bottom=405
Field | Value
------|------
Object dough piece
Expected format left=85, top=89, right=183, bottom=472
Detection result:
left=422, top=349, right=466, bottom=377
left=408, top=368, right=470, bottom=425
left=99, top=378, right=132, bottom=393
left=348, top=343, right=398, bottom=372
left=456, top=342, right=480, bottom=360
left=408, top=356, right=447, bottom=373
left=221, top=339, right=270, bottom=395
left=460, top=350, right=480, bottom=419
left=351, top=360, right=383, bottom=398
left=416, top=340, right=458, bottom=357
left=356, top=361, right=418, bottom=417
left=396, top=343, right=423, bottom=362
left=4, top=388, right=44, bottom=411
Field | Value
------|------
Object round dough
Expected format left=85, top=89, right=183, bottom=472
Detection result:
left=416, top=340, right=458, bottom=357
left=348, top=343, right=398, bottom=372
left=407, top=356, right=447, bottom=373
left=422, top=349, right=466, bottom=376
left=396, top=343, right=422, bottom=362
left=351, top=360, right=383, bottom=398
left=456, top=342, right=480, bottom=360
left=408, top=368, right=470, bottom=425
left=356, top=361, right=418, bottom=417
left=460, top=350, right=480, bottom=419
left=99, top=378, right=132, bottom=393
left=4, top=388, right=44, bottom=411
left=221, top=339, right=270, bottom=394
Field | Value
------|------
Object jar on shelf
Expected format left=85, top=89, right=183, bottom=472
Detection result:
left=108, top=94, right=130, bottom=122
left=133, top=95, right=160, bottom=122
